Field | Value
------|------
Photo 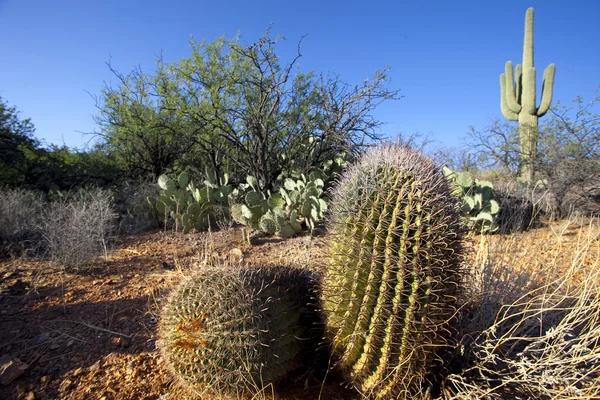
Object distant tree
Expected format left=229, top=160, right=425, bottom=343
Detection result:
left=94, top=29, right=401, bottom=192
left=536, top=91, right=600, bottom=216
left=0, top=96, right=39, bottom=186
left=464, top=118, right=521, bottom=176
left=93, top=61, right=192, bottom=179
left=464, top=88, right=600, bottom=217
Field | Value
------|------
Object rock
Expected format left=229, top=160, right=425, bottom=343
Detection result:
left=35, top=332, right=50, bottom=345
left=111, top=336, right=131, bottom=348
left=0, top=355, right=29, bottom=385
left=228, top=247, right=244, bottom=259
left=59, top=379, right=73, bottom=392
left=24, top=392, right=35, bottom=400
left=46, top=365, right=60, bottom=375
left=40, top=375, right=52, bottom=385
left=144, top=339, right=156, bottom=351
left=89, top=361, right=101, bottom=372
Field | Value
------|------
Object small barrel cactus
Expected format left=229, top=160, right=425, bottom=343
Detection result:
left=321, top=144, right=464, bottom=398
left=159, top=265, right=320, bottom=397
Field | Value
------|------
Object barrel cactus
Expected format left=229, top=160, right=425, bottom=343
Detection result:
left=159, top=265, right=320, bottom=397
left=321, top=144, right=464, bottom=398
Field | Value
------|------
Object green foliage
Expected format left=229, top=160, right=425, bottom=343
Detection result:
left=94, top=28, right=398, bottom=189
left=158, top=265, right=319, bottom=396
left=93, top=62, right=193, bottom=179
left=0, top=95, right=38, bottom=186
left=321, top=145, right=464, bottom=398
left=0, top=96, right=120, bottom=189
left=443, top=166, right=500, bottom=233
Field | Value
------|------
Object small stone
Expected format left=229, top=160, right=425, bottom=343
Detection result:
left=144, top=339, right=156, bottom=350
left=49, top=342, right=60, bottom=350
left=111, top=336, right=130, bottom=348
left=24, top=392, right=35, bottom=400
left=0, top=355, right=28, bottom=385
left=40, top=375, right=51, bottom=385
left=89, top=361, right=101, bottom=372
left=66, top=339, right=74, bottom=347
left=228, top=248, right=244, bottom=258
left=59, top=379, right=72, bottom=392
left=35, top=332, right=50, bottom=345
left=46, top=365, right=59, bottom=375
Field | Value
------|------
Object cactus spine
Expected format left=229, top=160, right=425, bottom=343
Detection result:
left=159, top=266, right=319, bottom=396
left=500, top=7, right=556, bottom=183
left=321, top=145, right=464, bottom=398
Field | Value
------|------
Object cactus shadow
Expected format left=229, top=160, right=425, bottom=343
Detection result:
left=0, top=289, right=157, bottom=399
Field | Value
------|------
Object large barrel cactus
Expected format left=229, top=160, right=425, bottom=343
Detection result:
left=321, top=144, right=464, bottom=398
left=159, top=265, right=319, bottom=397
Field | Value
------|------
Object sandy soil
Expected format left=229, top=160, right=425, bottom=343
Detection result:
left=0, top=221, right=598, bottom=400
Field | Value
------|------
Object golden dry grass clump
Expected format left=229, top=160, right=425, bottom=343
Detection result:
left=445, top=217, right=600, bottom=399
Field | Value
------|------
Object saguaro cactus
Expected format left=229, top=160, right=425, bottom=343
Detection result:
left=500, top=7, right=556, bottom=183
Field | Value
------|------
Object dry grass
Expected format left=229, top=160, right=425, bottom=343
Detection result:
left=0, top=188, right=44, bottom=256
left=444, top=217, right=600, bottom=399
left=41, top=187, right=117, bottom=269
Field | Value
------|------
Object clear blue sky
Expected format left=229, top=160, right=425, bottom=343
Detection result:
left=1, top=0, right=598, bottom=150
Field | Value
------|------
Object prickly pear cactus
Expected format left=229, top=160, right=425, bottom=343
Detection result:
left=159, top=266, right=319, bottom=397
left=321, top=145, right=464, bottom=398
left=442, top=166, right=500, bottom=233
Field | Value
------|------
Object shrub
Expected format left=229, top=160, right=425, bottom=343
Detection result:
left=113, top=180, right=159, bottom=234
left=41, top=187, right=116, bottom=269
left=492, top=180, right=537, bottom=233
left=0, top=188, right=44, bottom=257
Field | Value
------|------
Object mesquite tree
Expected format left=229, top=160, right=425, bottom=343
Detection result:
left=94, top=29, right=401, bottom=189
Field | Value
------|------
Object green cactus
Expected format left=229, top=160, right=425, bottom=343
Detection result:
left=149, top=170, right=233, bottom=233
left=159, top=266, right=320, bottom=397
left=500, top=7, right=556, bottom=183
left=321, top=145, right=464, bottom=398
left=279, top=174, right=328, bottom=232
left=442, top=166, right=500, bottom=233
